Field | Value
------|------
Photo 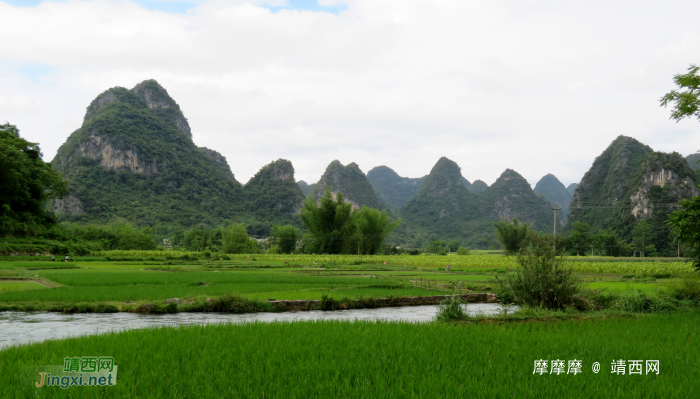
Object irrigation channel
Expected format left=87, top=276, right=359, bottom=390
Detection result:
left=0, top=303, right=517, bottom=349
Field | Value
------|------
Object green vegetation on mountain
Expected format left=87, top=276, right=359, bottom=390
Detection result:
left=568, top=135, right=699, bottom=256
left=398, top=158, right=553, bottom=249
left=366, top=165, right=426, bottom=209
left=468, top=179, right=488, bottom=194
left=0, top=123, right=67, bottom=236
left=533, top=173, right=572, bottom=217
left=297, top=181, right=315, bottom=196
left=310, top=161, right=386, bottom=210
left=476, top=169, right=554, bottom=232
left=566, top=183, right=578, bottom=196
left=686, top=153, right=700, bottom=170
left=51, top=80, right=245, bottom=229
left=568, top=136, right=653, bottom=233
left=243, top=159, right=305, bottom=233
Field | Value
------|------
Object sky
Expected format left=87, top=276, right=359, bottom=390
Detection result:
left=1, top=0, right=700, bottom=187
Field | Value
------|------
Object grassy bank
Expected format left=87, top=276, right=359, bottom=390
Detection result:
left=1, top=312, right=697, bottom=397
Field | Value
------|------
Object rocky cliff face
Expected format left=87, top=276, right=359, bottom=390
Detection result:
left=629, top=152, right=699, bottom=220
left=310, top=161, right=385, bottom=209
left=51, top=195, right=84, bottom=217
left=71, top=130, right=163, bottom=175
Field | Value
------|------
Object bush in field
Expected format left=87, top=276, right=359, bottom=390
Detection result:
left=505, top=233, right=581, bottom=310
left=271, top=224, right=299, bottom=254
left=493, top=219, right=531, bottom=254
left=435, top=285, right=468, bottom=321
left=457, top=247, right=470, bottom=255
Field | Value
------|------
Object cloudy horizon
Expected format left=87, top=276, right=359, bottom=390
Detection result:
left=2, top=0, right=699, bottom=188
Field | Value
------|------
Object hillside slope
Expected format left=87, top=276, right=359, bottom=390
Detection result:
left=51, top=80, right=244, bottom=227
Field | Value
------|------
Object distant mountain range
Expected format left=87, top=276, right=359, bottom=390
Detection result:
left=49, top=80, right=700, bottom=251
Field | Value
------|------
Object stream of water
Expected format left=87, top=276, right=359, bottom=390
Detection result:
left=0, top=303, right=517, bottom=349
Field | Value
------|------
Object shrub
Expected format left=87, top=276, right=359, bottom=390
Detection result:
left=435, top=291, right=467, bottom=322
left=319, top=295, right=338, bottom=311
left=505, top=233, right=581, bottom=310
left=457, top=247, right=470, bottom=256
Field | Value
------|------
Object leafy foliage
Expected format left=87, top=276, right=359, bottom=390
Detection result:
left=667, top=196, right=700, bottom=272
left=505, top=233, right=581, bottom=310
left=300, top=190, right=357, bottom=254
left=222, top=224, right=253, bottom=254
left=660, top=64, right=700, bottom=122
left=354, top=206, right=400, bottom=255
left=271, top=224, right=300, bottom=254
left=0, top=123, right=67, bottom=236
left=493, top=219, right=531, bottom=254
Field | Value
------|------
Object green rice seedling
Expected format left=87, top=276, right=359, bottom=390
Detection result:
left=1, top=313, right=698, bottom=397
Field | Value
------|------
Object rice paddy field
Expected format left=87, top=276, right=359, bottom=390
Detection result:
left=1, top=312, right=698, bottom=397
left=0, top=253, right=694, bottom=309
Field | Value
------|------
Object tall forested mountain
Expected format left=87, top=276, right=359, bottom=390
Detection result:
left=51, top=80, right=245, bottom=227
left=568, top=135, right=653, bottom=232
left=468, top=180, right=489, bottom=194
left=297, top=181, right=315, bottom=196
left=567, top=183, right=578, bottom=197
left=367, top=166, right=426, bottom=209
left=309, top=161, right=385, bottom=209
left=533, top=174, right=572, bottom=217
left=398, top=158, right=553, bottom=247
left=476, top=169, right=555, bottom=230
left=244, top=159, right=305, bottom=231
left=686, top=153, right=700, bottom=170
left=568, top=136, right=699, bottom=255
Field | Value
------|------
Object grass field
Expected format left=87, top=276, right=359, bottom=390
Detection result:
left=1, top=312, right=697, bottom=397
left=0, top=254, right=693, bottom=311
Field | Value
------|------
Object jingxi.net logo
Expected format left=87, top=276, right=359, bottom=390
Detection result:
left=34, top=356, right=118, bottom=389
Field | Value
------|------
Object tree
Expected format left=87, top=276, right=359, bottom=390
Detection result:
left=493, top=219, right=531, bottom=254
left=0, top=123, right=67, bottom=235
left=425, top=241, right=446, bottom=254
left=271, top=224, right=300, bottom=254
left=447, top=239, right=460, bottom=253
left=222, top=223, right=251, bottom=254
left=299, top=189, right=356, bottom=254
left=566, top=222, right=592, bottom=256
left=660, top=64, right=700, bottom=123
left=667, top=196, right=700, bottom=271
left=631, top=220, right=653, bottom=257
left=354, top=206, right=400, bottom=255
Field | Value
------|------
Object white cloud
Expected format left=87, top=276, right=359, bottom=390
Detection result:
left=1, top=0, right=700, bottom=187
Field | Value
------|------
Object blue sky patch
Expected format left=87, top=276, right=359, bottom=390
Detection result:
left=0, top=58, right=57, bottom=84
left=2, top=1, right=347, bottom=15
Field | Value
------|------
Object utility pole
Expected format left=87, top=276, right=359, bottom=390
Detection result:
left=552, top=205, right=561, bottom=271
